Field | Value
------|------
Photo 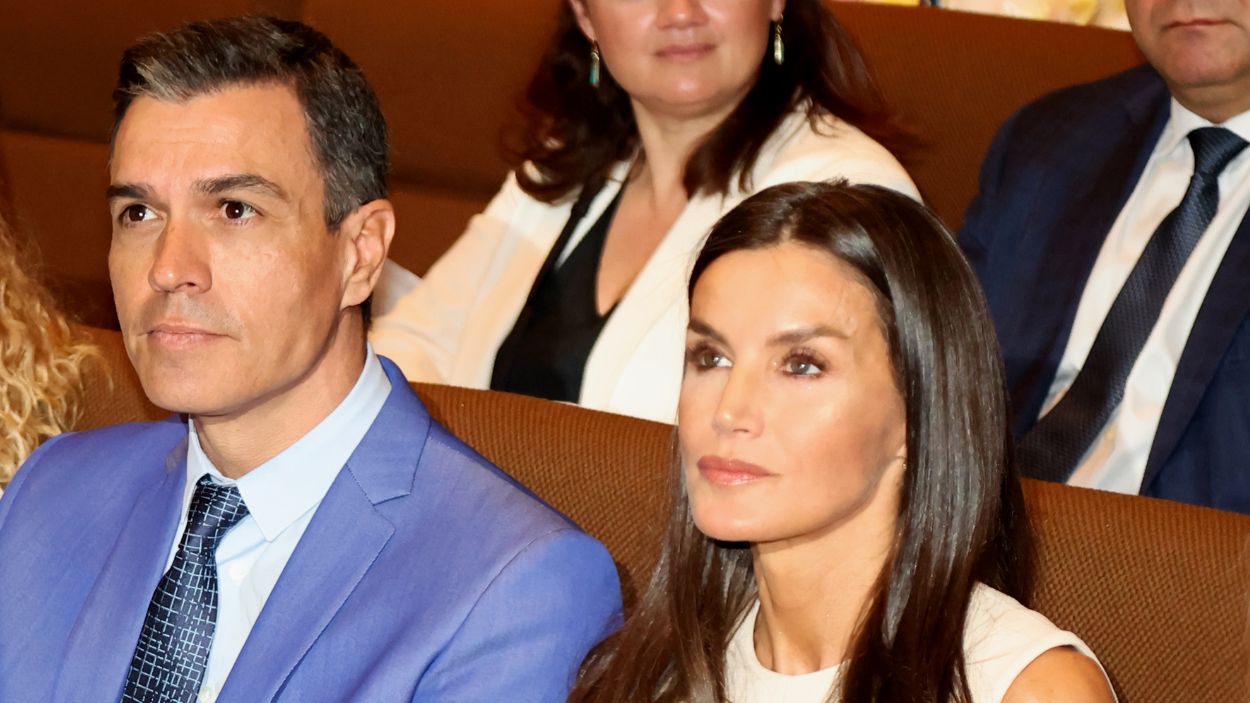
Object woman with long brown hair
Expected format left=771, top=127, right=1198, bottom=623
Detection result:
left=370, top=0, right=916, bottom=423
left=0, top=212, right=94, bottom=489
left=571, top=181, right=1114, bottom=702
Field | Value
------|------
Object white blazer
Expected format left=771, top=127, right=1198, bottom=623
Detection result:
left=370, top=108, right=919, bottom=423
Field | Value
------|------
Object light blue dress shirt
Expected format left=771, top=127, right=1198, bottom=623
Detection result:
left=164, top=347, right=391, bottom=702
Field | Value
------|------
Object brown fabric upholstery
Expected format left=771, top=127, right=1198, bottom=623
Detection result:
left=71, top=325, right=165, bottom=432
left=2, top=2, right=1145, bottom=327
left=0, top=1, right=299, bottom=141
left=831, top=4, right=1144, bottom=229
left=414, top=383, right=1250, bottom=703
left=66, top=327, right=1250, bottom=700
left=1025, top=481, right=1250, bottom=701
left=0, top=131, right=117, bottom=327
left=300, top=0, right=561, bottom=197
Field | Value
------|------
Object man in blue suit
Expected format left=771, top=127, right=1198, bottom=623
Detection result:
left=0, top=17, right=620, bottom=701
left=960, top=0, right=1250, bottom=514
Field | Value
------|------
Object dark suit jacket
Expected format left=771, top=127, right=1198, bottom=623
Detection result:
left=0, top=358, right=622, bottom=701
left=960, top=65, right=1250, bottom=515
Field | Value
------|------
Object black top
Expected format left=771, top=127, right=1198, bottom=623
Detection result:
left=490, top=185, right=624, bottom=403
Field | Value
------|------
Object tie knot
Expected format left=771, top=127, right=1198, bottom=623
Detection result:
left=184, top=475, right=249, bottom=551
left=1188, top=127, right=1248, bottom=177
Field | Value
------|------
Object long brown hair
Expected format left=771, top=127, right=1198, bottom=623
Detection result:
left=0, top=212, right=95, bottom=485
left=512, top=0, right=901, bottom=203
left=570, top=181, right=1032, bottom=702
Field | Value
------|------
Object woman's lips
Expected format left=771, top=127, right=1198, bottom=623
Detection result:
left=697, top=455, right=774, bottom=486
left=657, top=43, right=715, bottom=61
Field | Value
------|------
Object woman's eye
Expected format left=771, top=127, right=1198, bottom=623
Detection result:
left=221, top=201, right=256, bottom=220
left=687, top=345, right=730, bottom=370
left=782, top=354, right=824, bottom=376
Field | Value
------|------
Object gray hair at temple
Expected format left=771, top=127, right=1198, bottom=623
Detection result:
left=111, top=16, right=390, bottom=230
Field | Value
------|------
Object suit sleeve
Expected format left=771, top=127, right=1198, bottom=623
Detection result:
left=412, top=528, right=623, bottom=703
left=958, top=111, right=1021, bottom=279
left=368, top=172, right=530, bottom=383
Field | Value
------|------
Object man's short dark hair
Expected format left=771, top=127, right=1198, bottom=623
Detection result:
left=112, top=16, right=389, bottom=231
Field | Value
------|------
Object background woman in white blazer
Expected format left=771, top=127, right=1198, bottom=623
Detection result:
left=370, top=0, right=918, bottom=423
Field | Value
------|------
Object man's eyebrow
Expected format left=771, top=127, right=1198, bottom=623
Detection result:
left=193, top=174, right=288, bottom=200
left=768, top=325, right=849, bottom=345
left=106, top=183, right=153, bottom=202
left=688, top=318, right=728, bottom=345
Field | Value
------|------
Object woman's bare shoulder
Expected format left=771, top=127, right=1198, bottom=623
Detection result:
left=1001, top=646, right=1116, bottom=703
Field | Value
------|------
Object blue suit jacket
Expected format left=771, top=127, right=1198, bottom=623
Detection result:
left=0, top=358, right=622, bottom=701
left=960, top=65, right=1250, bottom=514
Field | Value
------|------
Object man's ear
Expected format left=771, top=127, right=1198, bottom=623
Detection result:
left=339, top=198, right=396, bottom=310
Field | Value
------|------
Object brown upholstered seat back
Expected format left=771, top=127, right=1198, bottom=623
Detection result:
left=414, top=382, right=1250, bottom=703
left=72, top=328, right=1250, bottom=701
left=4, top=2, right=1144, bottom=327
left=71, top=324, right=166, bottom=431
left=830, top=4, right=1144, bottom=229
left=1025, top=481, right=1250, bottom=701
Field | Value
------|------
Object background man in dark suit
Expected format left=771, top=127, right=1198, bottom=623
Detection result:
left=0, top=17, right=620, bottom=702
left=960, top=0, right=1250, bottom=514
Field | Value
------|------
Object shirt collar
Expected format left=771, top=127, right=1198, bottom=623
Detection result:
left=1157, top=99, right=1250, bottom=157
left=186, top=345, right=392, bottom=541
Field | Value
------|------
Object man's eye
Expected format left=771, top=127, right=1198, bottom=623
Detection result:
left=122, top=205, right=153, bottom=223
left=221, top=201, right=256, bottom=220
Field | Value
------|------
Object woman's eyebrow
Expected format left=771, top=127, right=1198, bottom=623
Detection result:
left=767, top=325, right=848, bottom=346
left=687, top=318, right=728, bottom=345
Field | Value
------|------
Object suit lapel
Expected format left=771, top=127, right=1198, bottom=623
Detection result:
left=53, top=447, right=188, bottom=703
left=219, top=360, right=427, bottom=700
left=1144, top=215, right=1250, bottom=488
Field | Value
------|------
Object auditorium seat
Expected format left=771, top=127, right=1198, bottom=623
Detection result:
left=73, top=325, right=1250, bottom=702
left=1, top=2, right=1142, bottom=328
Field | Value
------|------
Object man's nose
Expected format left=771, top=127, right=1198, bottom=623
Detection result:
left=148, top=218, right=212, bottom=295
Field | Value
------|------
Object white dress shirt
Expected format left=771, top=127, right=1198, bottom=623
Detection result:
left=1042, top=101, right=1250, bottom=494
left=163, top=347, right=391, bottom=702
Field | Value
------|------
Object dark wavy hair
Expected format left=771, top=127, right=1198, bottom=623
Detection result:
left=570, top=181, right=1032, bottom=702
left=513, top=1, right=901, bottom=203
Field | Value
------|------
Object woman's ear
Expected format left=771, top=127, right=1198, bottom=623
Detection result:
left=338, top=199, right=396, bottom=310
left=771, top=0, right=787, bottom=22
left=568, top=0, right=597, bottom=43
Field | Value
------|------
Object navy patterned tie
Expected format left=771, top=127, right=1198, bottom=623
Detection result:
left=1018, top=127, right=1248, bottom=483
left=122, top=476, right=249, bottom=702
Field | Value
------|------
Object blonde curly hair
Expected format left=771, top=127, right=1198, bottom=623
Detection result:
left=0, top=212, right=95, bottom=486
